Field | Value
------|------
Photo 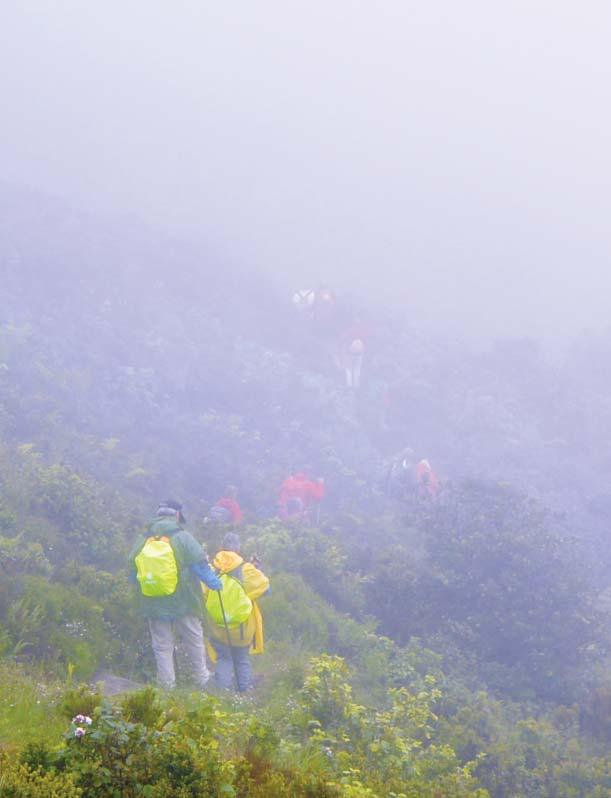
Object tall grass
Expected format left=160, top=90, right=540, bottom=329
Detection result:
left=0, top=660, right=65, bottom=749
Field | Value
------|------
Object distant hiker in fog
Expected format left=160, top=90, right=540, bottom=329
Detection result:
left=129, top=500, right=222, bottom=690
left=292, top=288, right=316, bottom=316
left=293, top=283, right=338, bottom=334
left=210, top=485, right=243, bottom=525
left=338, top=317, right=371, bottom=390
left=279, top=470, right=325, bottom=520
left=416, top=459, right=440, bottom=499
left=385, top=447, right=416, bottom=498
left=385, top=451, right=440, bottom=500
left=203, top=532, right=270, bottom=692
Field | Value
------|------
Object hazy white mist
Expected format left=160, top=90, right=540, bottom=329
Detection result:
left=2, top=1, right=610, bottom=339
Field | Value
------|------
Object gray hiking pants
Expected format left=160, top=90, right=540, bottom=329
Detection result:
left=210, top=640, right=253, bottom=692
left=148, top=615, right=210, bottom=689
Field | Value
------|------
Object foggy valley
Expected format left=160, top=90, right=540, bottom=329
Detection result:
left=2, top=3, right=611, bottom=797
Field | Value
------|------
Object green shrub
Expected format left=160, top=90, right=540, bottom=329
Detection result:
left=234, top=758, right=342, bottom=798
left=56, top=700, right=232, bottom=798
left=367, top=481, right=602, bottom=700
left=0, top=754, right=81, bottom=798
left=0, top=535, right=50, bottom=576
left=121, top=687, right=163, bottom=727
left=1, top=576, right=108, bottom=677
left=255, top=522, right=366, bottom=618
left=59, top=683, right=103, bottom=721
left=288, top=655, right=487, bottom=797
left=265, top=573, right=331, bottom=651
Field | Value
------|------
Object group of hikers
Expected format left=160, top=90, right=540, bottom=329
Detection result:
left=130, top=280, right=440, bottom=695
left=207, top=471, right=327, bottom=527
left=129, top=455, right=438, bottom=695
left=130, top=499, right=269, bottom=694
left=385, top=448, right=440, bottom=500
left=129, top=472, right=326, bottom=695
left=207, top=456, right=438, bottom=529
left=213, top=455, right=438, bottom=522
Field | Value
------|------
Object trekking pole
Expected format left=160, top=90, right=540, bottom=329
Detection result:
left=217, top=587, right=241, bottom=691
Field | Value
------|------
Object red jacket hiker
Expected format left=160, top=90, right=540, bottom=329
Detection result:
left=213, top=496, right=243, bottom=524
left=212, top=485, right=244, bottom=524
left=416, top=459, right=439, bottom=498
left=340, top=321, right=371, bottom=351
left=279, top=472, right=325, bottom=517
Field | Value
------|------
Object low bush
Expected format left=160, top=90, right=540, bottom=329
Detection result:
left=0, top=755, right=82, bottom=798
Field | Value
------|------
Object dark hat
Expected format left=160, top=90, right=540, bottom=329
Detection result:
left=158, top=499, right=186, bottom=524
left=222, top=532, right=241, bottom=553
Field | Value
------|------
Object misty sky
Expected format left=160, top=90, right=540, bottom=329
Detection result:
left=2, top=2, right=611, bottom=339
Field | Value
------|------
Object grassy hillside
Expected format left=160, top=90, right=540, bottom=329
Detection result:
left=2, top=185, right=611, bottom=796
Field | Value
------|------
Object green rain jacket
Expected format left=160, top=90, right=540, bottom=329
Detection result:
left=130, top=517, right=208, bottom=620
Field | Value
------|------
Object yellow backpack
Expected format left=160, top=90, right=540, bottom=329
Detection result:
left=135, top=536, right=179, bottom=597
left=206, top=573, right=253, bottom=627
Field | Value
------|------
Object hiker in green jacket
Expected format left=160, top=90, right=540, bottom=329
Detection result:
left=129, top=499, right=222, bottom=689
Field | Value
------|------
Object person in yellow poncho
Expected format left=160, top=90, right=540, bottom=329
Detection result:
left=203, top=532, right=270, bottom=692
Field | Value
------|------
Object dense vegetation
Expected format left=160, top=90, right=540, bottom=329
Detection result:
left=2, top=184, right=611, bottom=796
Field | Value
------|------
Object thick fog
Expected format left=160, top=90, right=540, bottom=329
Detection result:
left=2, top=1, right=611, bottom=339
left=7, top=8, right=611, bottom=783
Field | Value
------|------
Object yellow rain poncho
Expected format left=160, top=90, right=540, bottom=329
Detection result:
left=203, top=550, right=270, bottom=663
